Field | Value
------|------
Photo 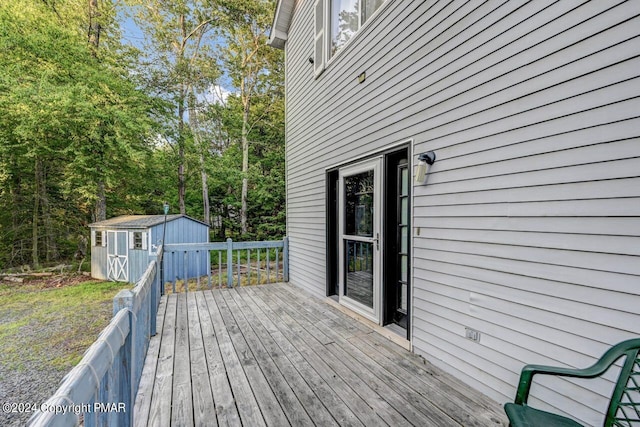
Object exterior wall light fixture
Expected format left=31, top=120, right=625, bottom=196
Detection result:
left=415, top=151, right=436, bottom=184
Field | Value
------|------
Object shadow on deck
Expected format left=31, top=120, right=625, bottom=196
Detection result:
left=134, top=283, right=507, bottom=426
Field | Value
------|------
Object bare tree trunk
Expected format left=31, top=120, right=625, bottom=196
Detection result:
left=39, top=163, right=58, bottom=262
left=94, top=181, right=106, bottom=222
left=88, top=0, right=107, bottom=221
left=240, top=101, right=250, bottom=235
left=9, top=155, right=23, bottom=264
left=88, top=0, right=101, bottom=51
left=201, top=154, right=210, bottom=225
left=32, top=158, right=41, bottom=269
left=178, top=101, right=187, bottom=215
left=189, top=88, right=210, bottom=225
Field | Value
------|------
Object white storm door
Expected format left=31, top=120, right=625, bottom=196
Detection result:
left=338, top=158, right=382, bottom=323
left=107, top=231, right=129, bottom=282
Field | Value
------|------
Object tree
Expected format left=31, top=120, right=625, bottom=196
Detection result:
left=0, top=0, right=161, bottom=269
left=126, top=0, right=221, bottom=215
left=217, top=0, right=284, bottom=235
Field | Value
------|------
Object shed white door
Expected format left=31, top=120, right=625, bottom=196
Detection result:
left=107, top=231, right=129, bottom=282
left=338, top=158, right=382, bottom=323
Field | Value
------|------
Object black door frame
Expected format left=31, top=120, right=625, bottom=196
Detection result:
left=326, top=144, right=411, bottom=339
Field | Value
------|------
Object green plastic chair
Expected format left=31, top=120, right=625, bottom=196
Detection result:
left=504, top=338, right=640, bottom=427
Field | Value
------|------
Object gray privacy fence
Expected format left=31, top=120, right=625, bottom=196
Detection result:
left=163, top=237, right=289, bottom=292
left=28, top=238, right=288, bottom=426
left=29, top=257, right=160, bottom=427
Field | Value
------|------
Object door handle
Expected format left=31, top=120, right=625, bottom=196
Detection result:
left=375, top=233, right=380, bottom=250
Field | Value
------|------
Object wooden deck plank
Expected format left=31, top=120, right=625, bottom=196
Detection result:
left=239, top=286, right=374, bottom=427
left=133, top=295, right=168, bottom=427
left=276, top=283, right=500, bottom=425
left=278, top=283, right=506, bottom=423
left=186, top=292, right=216, bottom=427
left=135, top=284, right=508, bottom=427
left=269, top=287, right=465, bottom=424
left=247, top=285, right=404, bottom=426
left=350, top=334, right=505, bottom=426
left=146, top=294, right=177, bottom=426
left=172, top=293, right=194, bottom=427
left=211, top=289, right=292, bottom=426
left=266, top=286, right=496, bottom=425
left=225, top=288, right=339, bottom=427
left=257, top=285, right=427, bottom=426
left=202, top=290, right=267, bottom=427
left=194, top=291, right=241, bottom=426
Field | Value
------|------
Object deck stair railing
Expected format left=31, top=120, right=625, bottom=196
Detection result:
left=163, top=237, right=289, bottom=292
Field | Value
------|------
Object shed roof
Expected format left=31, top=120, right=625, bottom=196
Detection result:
left=89, top=214, right=209, bottom=229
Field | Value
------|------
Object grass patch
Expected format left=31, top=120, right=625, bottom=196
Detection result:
left=0, top=279, right=131, bottom=372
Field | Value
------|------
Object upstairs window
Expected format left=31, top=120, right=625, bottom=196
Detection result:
left=314, top=0, right=388, bottom=77
left=331, top=0, right=386, bottom=57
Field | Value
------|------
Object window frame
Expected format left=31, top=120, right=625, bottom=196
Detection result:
left=93, top=230, right=106, bottom=247
left=324, top=0, right=391, bottom=66
left=129, top=231, right=148, bottom=251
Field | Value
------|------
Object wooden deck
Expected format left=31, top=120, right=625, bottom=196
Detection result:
left=133, top=283, right=508, bottom=426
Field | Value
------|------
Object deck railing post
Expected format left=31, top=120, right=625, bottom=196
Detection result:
left=226, top=238, right=233, bottom=288
left=283, top=236, right=289, bottom=282
left=113, top=290, right=135, bottom=427
left=159, top=244, right=165, bottom=296
left=151, top=257, right=158, bottom=337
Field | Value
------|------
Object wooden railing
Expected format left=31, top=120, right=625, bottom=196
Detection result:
left=28, top=238, right=288, bottom=426
left=163, top=237, right=289, bottom=292
left=29, top=253, right=161, bottom=427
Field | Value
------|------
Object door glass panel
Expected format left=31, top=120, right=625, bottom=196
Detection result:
left=394, top=163, right=409, bottom=328
left=344, top=170, right=374, bottom=237
left=401, top=197, right=408, bottom=224
left=345, top=240, right=373, bottom=308
left=400, top=254, right=407, bottom=282
left=401, top=167, right=409, bottom=195
left=400, top=225, right=408, bottom=251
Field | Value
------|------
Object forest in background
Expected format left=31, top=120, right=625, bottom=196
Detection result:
left=0, top=0, right=285, bottom=270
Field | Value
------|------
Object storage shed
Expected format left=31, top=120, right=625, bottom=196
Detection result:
left=89, top=215, right=210, bottom=283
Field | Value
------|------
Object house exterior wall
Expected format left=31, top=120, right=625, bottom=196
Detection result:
left=282, top=1, right=640, bottom=425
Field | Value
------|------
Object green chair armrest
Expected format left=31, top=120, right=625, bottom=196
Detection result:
left=515, top=365, right=601, bottom=405
left=514, top=339, right=640, bottom=405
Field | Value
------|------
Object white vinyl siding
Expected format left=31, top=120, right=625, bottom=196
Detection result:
left=283, top=1, right=640, bottom=425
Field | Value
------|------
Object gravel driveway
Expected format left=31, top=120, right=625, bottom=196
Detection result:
left=0, top=361, right=67, bottom=426
left=0, top=277, right=128, bottom=426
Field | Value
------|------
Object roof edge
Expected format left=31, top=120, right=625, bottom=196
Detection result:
left=268, top=0, right=294, bottom=49
left=89, top=214, right=211, bottom=229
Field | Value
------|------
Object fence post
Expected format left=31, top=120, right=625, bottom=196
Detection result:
left=283, top=236, right=289, bottom=282
left=226, top=238, right=233, bottom=288
left=113, top=290, right=135, bottom=427
left=159, top=245, right=165, bottom=296
left=150, top=260, right=158, bottom=337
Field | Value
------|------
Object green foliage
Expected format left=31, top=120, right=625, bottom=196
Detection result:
left=0, top=0, right=166, bottom=268
left=0, top=0, right=286, bottom=269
